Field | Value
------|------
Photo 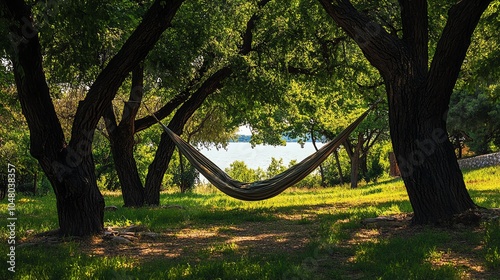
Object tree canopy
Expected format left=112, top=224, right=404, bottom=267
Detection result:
left=1, top=0, right=499, bottom=235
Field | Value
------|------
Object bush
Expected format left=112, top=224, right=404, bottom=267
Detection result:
left=365, top=152, right=384, bottom=182
left=266, top=158, right=287, bottom=177
left=485, top=220, right=500, bottom=268
left=225, top=161, right=264, bottom=182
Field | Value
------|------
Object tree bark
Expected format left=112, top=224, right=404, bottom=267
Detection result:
left=346, top=133, right=363, bottom=189
left=104, top=65, right=145, bottom=207
left=318, top=0, right=491, bottom=223
left=70, top=0, right=185, bottom=151
left=334, top=150, right=344, bottom=184
left=178, top=150, right=190, bottom=193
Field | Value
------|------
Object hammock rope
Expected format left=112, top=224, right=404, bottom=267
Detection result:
left=155, top=108, right=373, bottom=201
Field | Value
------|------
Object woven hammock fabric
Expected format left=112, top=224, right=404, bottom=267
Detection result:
left=158, top=109, right=371, bottom=201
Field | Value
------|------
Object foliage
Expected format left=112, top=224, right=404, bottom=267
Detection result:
left=484, top=219, right=500, bottom=268
left=0, top=79, right=46, bottom=194
left=225, top=160, right=265, bottom=183
left=449, top=2, right=500, bottom=155
left=448, top=89, right=500, bottom=154
left=171, top=153, right=199, bottom=193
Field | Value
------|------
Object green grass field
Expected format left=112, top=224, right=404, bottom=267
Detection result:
left=1, top=166, right=499, bottom=279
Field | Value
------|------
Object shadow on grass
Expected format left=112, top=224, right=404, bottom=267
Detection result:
left=10, top=171, right=500, bottom=280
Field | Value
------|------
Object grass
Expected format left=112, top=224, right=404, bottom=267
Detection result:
left=0, top=166, right=499, bottom=279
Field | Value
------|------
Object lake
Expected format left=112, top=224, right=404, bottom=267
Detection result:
left=198, top=142, right=325, bottom=171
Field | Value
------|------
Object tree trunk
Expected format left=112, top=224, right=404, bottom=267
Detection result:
left=145, top=133, right=176, bottom=205
left=388, top=85, right=476, bottom=223
left=334, top=150, right=344, bottom=184
left=178, top=150, right=190, bottom=193
left=50, top=156, right=105, bottom=236
left=4, top=0, right=104, bottom=236
left=348, top=133, right=363, bottom=189
left=3, top=0, right=184, bottom=235
left=318, top=0, right=490, bottom=224
left=108, top=129, right=144, bottom=206
left=104, top=65, right=145, bottom=207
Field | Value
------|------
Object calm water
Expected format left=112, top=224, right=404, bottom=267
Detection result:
left=198, top=142, right=325, bottom=171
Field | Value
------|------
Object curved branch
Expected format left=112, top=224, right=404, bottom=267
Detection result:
left=427, top=0, right=492, bottom=112
left=69, top=0, right=184, bottom=151
left=134, top=90, right=191, bottom=133
left=317, top=0, right=403, bottom=79
left=239, top=0, right=271, bottom=55
left=2, top=0, right=66, bottom=160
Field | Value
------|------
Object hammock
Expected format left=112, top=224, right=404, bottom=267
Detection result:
left=157, top=108, right=372, bottom=201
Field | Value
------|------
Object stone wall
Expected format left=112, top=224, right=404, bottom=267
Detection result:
left=458, top=152, right=500, bottom=170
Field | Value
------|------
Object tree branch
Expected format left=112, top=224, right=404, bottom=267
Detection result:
left=120, top=63, right=144, bottom=128
left=2, top=0, right=66, bottom=161
left=134, top=89, right=191, bottom=133
left=317, top=0, right=403, bottom=79
left=427, top=0, right=492, bottom=113
left=103, top=104, right=118, bottom=136
left=239, top=0, right=271, bottom=55
left=69, top=0, right=184, bottom=151
left=167, top=66, right=233, bottom=134
left=134, top=55, right=212, bottom=133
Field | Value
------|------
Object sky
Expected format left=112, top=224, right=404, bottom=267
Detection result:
left=237, top=125, right=252, bottom=135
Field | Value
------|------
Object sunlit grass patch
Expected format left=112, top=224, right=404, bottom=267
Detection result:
left=17, top=243, right=138, bottom=279
left=203, top=242, right=240, bottom=257
left=351, top=230, right=459, bottom=279
left=484, top=220, right=500, bottom=269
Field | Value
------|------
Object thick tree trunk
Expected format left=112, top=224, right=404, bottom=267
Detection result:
left=388, top=85, right=476, bottom=223
left=3, top=0, right=184, bottom=234
left=49, top=156, right=105, bottom=236
left=144, top=133, right=177, bottom=205
left=4, top=0, right=104, bottom=236
left=318, top=0, right=491, bottom=224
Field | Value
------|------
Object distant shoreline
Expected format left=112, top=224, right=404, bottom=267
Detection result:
left=232, top=135, right=317, bottom=143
